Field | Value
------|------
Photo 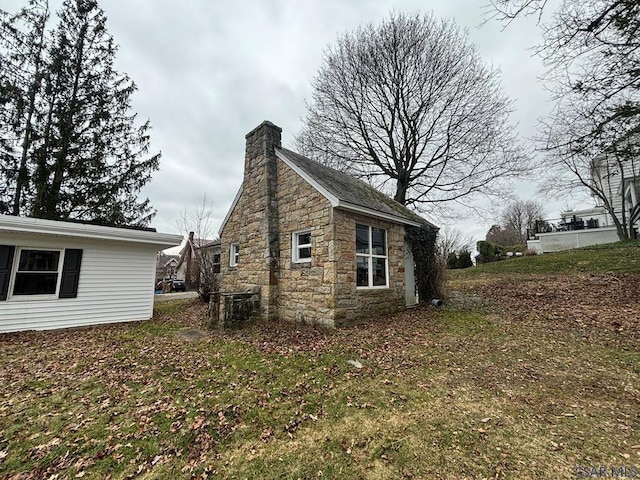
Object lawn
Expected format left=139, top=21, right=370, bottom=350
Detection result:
left=1, top=244, right=639, bottom=479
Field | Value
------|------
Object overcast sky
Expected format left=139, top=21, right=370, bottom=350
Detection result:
left=9, top=0, right=580, bottom=243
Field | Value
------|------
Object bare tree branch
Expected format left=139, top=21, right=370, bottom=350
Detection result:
left=488, top=0, right=640, bottom=239
left=296, top=12, right=530, bottom=217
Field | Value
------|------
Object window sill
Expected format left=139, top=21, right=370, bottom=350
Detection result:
left=356, top=285, right=389, bottom=291
left=293, top=258, right=311, bottom=263
left=7, top=293, right=60, bottom=302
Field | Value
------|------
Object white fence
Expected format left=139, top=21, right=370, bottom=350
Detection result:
left=527, top=227, right=619, bottom=253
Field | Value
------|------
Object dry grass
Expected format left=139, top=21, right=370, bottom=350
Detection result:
left=1, top=245, right=640, bottom=479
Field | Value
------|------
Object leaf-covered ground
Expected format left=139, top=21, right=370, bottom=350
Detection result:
left=1, top=258, right=639, bottom=479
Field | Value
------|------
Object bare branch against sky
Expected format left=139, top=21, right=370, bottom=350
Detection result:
left=2, top=0, right=559, bottom=242
left=297, top=12, right=531, bottom=219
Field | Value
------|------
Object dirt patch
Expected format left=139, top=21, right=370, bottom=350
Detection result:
left=175, top=328, right=208, bottom=341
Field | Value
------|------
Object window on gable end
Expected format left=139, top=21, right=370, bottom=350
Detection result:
left=292, top=230, right=312, bottom=263
left=230, top=243, right=240, bottom=267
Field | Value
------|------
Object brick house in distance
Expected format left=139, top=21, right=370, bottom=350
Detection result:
left=219, top=121, right=437, bottom=327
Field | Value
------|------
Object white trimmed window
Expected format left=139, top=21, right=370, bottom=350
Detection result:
left=292, top=230, right=312, bottom=263
left=12, top=248, right=62, bottom=296
left=356, top=224, right=388, bottom=288
left=229, top=243, right=240, bottom=267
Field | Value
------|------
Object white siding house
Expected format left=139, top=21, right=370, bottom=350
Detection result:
left=527, top=140, right=640, bottom=253
left=591, top=153, right=640, bottom=229
left=0, top=215, right=182, bottom=333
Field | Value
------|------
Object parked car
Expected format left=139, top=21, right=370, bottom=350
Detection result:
left=169, top=279, right=186, bottom=292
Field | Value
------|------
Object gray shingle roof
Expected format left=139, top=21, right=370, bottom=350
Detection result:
left=277, top=148, right=437, bottom=229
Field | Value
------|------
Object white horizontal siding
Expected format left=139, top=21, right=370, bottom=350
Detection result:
left=0, top=232, right=158, bottom=333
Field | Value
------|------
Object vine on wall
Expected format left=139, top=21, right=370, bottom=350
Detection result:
left=405, top=225, right=445, bottom=303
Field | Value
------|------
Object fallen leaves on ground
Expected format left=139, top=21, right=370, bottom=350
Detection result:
left=1, top=270, right=639, bottom=479
left=466, top=272, right=640, bottom=336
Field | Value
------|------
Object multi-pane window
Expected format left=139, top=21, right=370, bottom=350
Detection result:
left=229, top=244, right=240, bottom=267
left=292, top=230, right=311, bottom=263
left=356, top=224, right=387, bottom=288
left=0, top=246, right=82, bottom=301
left=13, top=249, right=61, bottom=296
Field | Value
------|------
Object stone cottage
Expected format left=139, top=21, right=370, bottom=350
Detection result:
left=219, top=121, right=437, bottom=327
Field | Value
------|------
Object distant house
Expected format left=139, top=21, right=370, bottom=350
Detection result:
left=527, top=148, right=640, bottom=252
left=527, top=207, right=620, bottom=253
left=0, top=215, right=182, bottom=333
left=219, top=121, right=437, bottom=327
left=175, top=233, right=220, bottom=283
left=590, top=147, right=640, bottom=235
left=198, top=239, right=221, bottom=273
left=156, top=253, right=179, bottom=280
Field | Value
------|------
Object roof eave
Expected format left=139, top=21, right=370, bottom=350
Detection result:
left=0, top=215, right=182, bottom=248
left=336, top=201, right=428, bottom=228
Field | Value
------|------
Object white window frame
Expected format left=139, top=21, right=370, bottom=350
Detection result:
left=229, top=243, right=240, bottom=267
left=292, top=229, right=312, bottom=263
left=356, top=224, right=389, bottom=289
left=8, top=247, right=64, bottom=301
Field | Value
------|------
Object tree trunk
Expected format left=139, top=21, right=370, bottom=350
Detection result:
left=45, top=22, right=87, bottom=218
left=11, top=9, right=48, bottom=216
left=394, top=174, right=410, bottom=205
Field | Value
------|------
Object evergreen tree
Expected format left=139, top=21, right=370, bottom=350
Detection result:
left=0, top=0, right=49, bottom=215
left=455, top=251, right=473, bottom=269
left=0, top=0, right=159, bottom=226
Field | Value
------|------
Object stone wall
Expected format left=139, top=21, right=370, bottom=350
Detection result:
left=275, top=159, right=335, bottom=325
left=221, top=121, right=409, bottom=327
left=332, top=209, right=407, bottom=325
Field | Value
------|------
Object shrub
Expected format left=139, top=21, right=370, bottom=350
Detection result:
left=446, top=252, right=459, bottom=269
left=456, top=250, right=474, bottom=269
left=405, top=225, right=446, bottom=302
left=476, top=240, right=504, bottom=263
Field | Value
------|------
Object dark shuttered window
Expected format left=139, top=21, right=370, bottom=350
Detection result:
left=0, top=246, right=82, bottom=300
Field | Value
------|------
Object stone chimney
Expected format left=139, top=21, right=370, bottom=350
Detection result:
left=244, top=121, right=282, bottom=320
left=245, top=120, right=282, bottom=174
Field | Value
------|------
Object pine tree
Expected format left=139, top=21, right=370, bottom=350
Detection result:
left=1, top=0, right=159, bottom=226
left=0, top=0, right=50, bottom=215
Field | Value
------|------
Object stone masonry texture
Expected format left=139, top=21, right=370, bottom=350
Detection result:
left=220, top=121, right=408, bottom=327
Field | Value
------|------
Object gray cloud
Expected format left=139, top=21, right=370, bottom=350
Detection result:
left=4, top=0, right=574, bottom=241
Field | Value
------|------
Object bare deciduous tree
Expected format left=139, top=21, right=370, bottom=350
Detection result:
left=176, top=196, right=220, bottom=302
left=487, top=0, right=548, bottom=23
left=485, top=224, right=521, bottom=247
left=296, top=12, right=529, bottom=216
left=436, top=226, right=475, bottom=265
left=499, top=199, right=545, bottom=243
left=543, top=113, right=640, bottom=239
left=489, top=1, right=640, bottom=239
